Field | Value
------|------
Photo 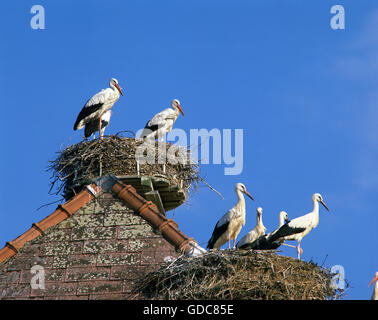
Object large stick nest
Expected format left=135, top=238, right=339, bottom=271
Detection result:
left=133, top=250, right=345, bottom=300
left=48, top=134, right=201, bottom=200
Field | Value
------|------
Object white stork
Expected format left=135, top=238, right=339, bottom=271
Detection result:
left=266, top=193, right=330, bottom=260
left=369, top=271, right=378, bottom=300
left=141, top=99, right=184, bottom=142
left=74, top=78, right=123, bottom=139
left=207, top=183, right=254, bottom=250
left=236, top=207, right=266, bottom=249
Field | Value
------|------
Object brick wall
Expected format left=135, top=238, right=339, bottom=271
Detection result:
left=0, top=192, right=179, bottom=300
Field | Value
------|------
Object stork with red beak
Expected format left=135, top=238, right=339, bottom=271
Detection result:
left=369, top=271, right=378, bottom=300
left=267, top=193, right=330, bottom=260
left=207, top=183, right=254, bottom=250
left=141, top=99, right=184, bottom=142
left=74, top=78, right=124, bottom=139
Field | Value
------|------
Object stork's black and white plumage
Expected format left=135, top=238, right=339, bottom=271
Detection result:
left=369, top=272, right=378, bottom=300
left=207, top=183, right=254, bottom=250
left=84, top=110, right=112, bottom=139
left=236, top=207, right=266, bottom=249
left=251, top=193, right=330, bottom=260
left=141, top=99, right=184, bottom=142
left=74, top=78, right=123, bottom=139
left=238, top=211, right=305, bottom=251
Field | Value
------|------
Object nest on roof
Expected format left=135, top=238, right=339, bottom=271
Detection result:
left=133, top=250, right=346, bottom=300
left=48, top=134, right=201, bottom=200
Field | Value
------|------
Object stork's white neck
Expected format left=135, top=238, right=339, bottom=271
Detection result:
left=279, top=214, right=286, bottom=227
left=256, top=212, right=265, bottom=231
left=235, top=189, right=246, bottom=212
left=311, top=199, right=320, bottom=227
left=256, top=213, right=261, bottom=225
left=171, top=106, right=180, bottom=116
left=110, top=84, right=119, bottom=93
left=236, top=188, right=245, bottom=202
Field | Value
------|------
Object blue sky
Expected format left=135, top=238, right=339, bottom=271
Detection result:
left=0, top=0, right=377, bottom=300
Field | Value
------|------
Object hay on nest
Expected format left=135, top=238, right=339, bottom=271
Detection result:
left=133, top=250, right=345, bottom=300
left=48, top=134, right=201, bottom=199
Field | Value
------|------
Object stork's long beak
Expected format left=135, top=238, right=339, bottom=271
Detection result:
left=320, top=199, right=330, bottom=212
left=243, top=190, right=254, bottom=201
left=115, top=83, right=124, bottom=96
left=368, top=275, right=378, bottom=287
left=177, top=104, right=185, bottom=116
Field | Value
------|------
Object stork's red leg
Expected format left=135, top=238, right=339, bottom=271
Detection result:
left=99, top=116, right=102, bottom=139
left=297, top=240, right=302, bottom=260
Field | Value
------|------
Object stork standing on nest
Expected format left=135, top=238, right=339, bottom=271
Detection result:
left=207, top=183, right=254, bottom=250
left=141, top=99, right=184, bottom=142
left=74, top=78, right=124, bottom=139
left=236, top=207, right=266, bottom=249
left=369, top=272, right=378, bottom=300
left=265, top=193, right=330, bottom=260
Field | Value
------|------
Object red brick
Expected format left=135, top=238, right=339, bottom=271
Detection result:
left=77, top=280, right=123, bottom=295
left=0, top=271, right=20, bottom=284
left=97, top=252, right=141, bottom=266
left=44, top=294, right=89, bottom=300
left=36, top=282, right=78, bottom=297
left=110, top=265, right=148, bottom=281
left=83, top=239, right=129, bottom=254
left=89, top=293, right=131, bottom=300
left=53, top=254, right=97, bottom=269
left=0, top=283, right=30, bottom=298
left=65, top=266, right=110, bottom=282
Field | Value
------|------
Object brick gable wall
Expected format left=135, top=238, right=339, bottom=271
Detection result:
left=0, top=192, right=179, bottom=300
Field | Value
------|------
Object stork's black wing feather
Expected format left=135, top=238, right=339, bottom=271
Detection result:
left=84, top=118, right=109, bottom=138
left=73, top=103, right=104, bottom=130
left=207, top=221, right=229, bottom=249
left=141, top=120, right=160, bottom=139
left=267, top=224, right=306, bottom=243
left=238, top=234, right=281, bottom=250
left=144, top=120, right=159, bottom=132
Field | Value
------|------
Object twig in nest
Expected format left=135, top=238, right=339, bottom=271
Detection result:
left=197, top=176, right=224, bottom=200
left=114, top=130, right=136, bottom=138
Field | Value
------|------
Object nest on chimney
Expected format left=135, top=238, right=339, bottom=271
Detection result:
left=133, top=250, right=347, bottom=300
left=48, top=134, right=202, bottom=200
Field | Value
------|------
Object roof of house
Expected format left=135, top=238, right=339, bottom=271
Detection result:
left=0, top=175, right=203, bottom=265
